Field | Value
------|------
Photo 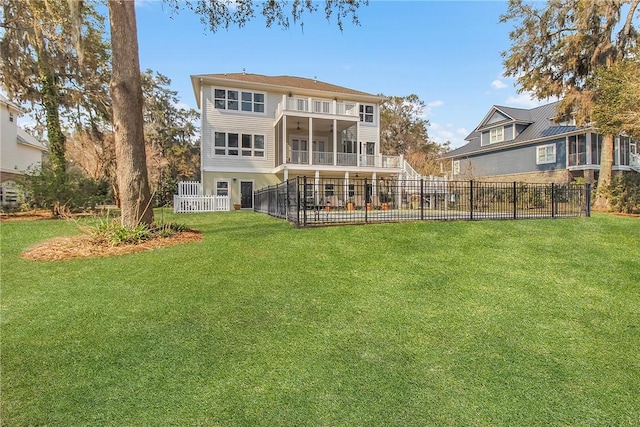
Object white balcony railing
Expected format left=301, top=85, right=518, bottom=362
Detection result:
left=276, top=96, right=359, bottom=118
left=313, top=151, right=334, bottom=165
left=337, top=153, right=357, bottom=166
left=285, top=151, right=401, bottom=169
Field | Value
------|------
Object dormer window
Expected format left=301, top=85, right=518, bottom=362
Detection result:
left=490, top=127, right=504, bottom=144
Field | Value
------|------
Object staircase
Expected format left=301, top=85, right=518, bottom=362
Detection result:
left=399, top=157, right=448, bottom=195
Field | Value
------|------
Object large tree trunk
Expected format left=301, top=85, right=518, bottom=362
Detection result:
left=39, top=68, right=66, bottom=179
left=108, top=0, right=154, bottom=227
left=593, top=133, right=615, bottom=211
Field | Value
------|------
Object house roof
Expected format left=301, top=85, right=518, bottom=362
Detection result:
left=17, top=128, right=47, bottom=152
left=444, top=101, right=588, bottom=159
left=191, top=72, right=383, bottom=108
left=0, top=93, right=23, bottom=114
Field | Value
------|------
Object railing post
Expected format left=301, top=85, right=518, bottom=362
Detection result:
left=469, top=180, right=474, bottom=220
left=513, top=181, right=517, bottom=220
left=364, top=178, right=368, bottom=223
left=551, top=183, right=556, bottom=218
left=420, top=179, right=424, bottom=221
left=302, top=176, right=307, bottom=226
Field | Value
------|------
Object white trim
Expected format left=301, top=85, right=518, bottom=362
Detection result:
left=212, top=86, right=266, bottom=115
left=214, top=179, right=231, bottom=197
left=490, top=127, right=504, bottom=144
left=452, top=160, right=460, bottom=175
left=536, top=143, right=556, bottom=164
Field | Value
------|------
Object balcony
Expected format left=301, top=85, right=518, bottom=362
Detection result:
left=286, top=150, right=401, bottom=169
left=276, top=96, right=359, bottom=119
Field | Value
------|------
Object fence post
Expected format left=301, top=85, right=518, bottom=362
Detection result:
left=302, top=176, right=307, bottom=226
left=420, top=178, right=424, bottom=221
left=469, top=180, right=474, bottom=220
left=286, top=180, right=292, bottom=221
left=585, top=183, right=591, bottom=217
left=295, top=178, right=301, bottom=226
left=513, top=181, right=517, bottom=220
left=364, top=177, right=368, bottom=223
left=551, top=183, right=556, bottom=218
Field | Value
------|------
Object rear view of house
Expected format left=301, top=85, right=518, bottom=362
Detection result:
left=187, top=72, right=416, bottom=210
left=443, top=101, right=639, bottom=183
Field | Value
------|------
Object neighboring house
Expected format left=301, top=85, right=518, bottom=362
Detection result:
left=0, top=94, right=48, bottom=206
left=443, top=101, right=639, bottom=183
left=190, top=72, right=414, bottom=210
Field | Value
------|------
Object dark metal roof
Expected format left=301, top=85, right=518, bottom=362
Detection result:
left=445, top=101, right=587, bottom=158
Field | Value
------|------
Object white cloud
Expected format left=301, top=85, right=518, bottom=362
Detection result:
left=505, top=92, right=558, bottom=108
left=430, top=122, right=467, bottom=149
left=423, top=100, right=444, bottom=118
left=491, top=79, right=508, bottom=89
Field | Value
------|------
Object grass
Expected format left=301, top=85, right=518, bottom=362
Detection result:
left=1, top=211, right=639, bottom=426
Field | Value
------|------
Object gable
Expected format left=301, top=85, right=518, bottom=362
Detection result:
left=485, top=111, right=510, bottom=126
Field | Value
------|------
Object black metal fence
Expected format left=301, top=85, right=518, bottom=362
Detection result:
left=254, top=177, right=591, bottom=227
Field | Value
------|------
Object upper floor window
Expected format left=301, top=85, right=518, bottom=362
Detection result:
left=359, top=104, right=374, bottom=124
left=490, top=127, right=504, bottom=144
left=536, top=143, right=556, bottom=164
left=9, top=112, right=14, bottom=122
left=214, top=89, right=265, bottom=113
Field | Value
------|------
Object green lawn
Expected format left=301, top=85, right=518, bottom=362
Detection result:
left=1, top=212, right=639, bottom=426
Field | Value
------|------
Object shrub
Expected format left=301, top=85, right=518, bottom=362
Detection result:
left=608, top=173, right=640, bottom=213
left=18, top=162, right=113, bottom=215
left=90, top=219, right=189, bottom=246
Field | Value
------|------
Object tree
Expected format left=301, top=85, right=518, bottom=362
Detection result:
left=379, top=94, right=447, bottom=175
left=500, top=0, right=640, bottom=210
left=593, top=54, right=640, bottom=139
left=65, top=69, right=201, bottom=208
left=0, top=0, right=110, bottom=214
left=107, top=0, right=367, bottom=226
left=108, top=0, right=153, bottom=226
left=140, top=70, right=200, bottom=206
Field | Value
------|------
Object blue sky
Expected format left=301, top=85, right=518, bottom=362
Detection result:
left=134, top=0, right=546, bottom=149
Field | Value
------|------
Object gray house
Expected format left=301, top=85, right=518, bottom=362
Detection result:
left=443, top=101, right=639, bottom=183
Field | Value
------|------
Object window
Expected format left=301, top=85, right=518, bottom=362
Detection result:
left=213, top=132, right=265, bottom=157
left=214, top=88, right=264, bottom=113
left=536, top=143, right=556, bottom=164
left=9, top=112, right=14, bottom=123
left=314, top=100, right=330, bottom=113
left=216, top=181, right=229, bottom=197
left=359, top=104, right=374, bottom=123
left=452, top=160, right=460, bottom=175
left=490, top=127, right=504, bottom=144
left=568, top=135, right=587, bottom=166
left=365, top=142, right=375, bottom=155
left=325, top=184, right=334, bottom=196
left=618, top=136, right=630, bottom=166
left=591, top=134, right=602, bottom=165
left=340, top=140, right=356, bottom=153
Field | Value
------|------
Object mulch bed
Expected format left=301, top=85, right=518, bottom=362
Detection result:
left=21, top=231, right=203, bottom=261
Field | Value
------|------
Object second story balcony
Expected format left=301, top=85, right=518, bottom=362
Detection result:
left=286, top=150, right=401, bottom=169
left=275, top=95, right=359, bottom=120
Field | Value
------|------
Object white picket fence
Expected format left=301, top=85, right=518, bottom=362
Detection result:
left=173, top=195, right=230, bottom=213
left=173, top=181, right=230, bottom=213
